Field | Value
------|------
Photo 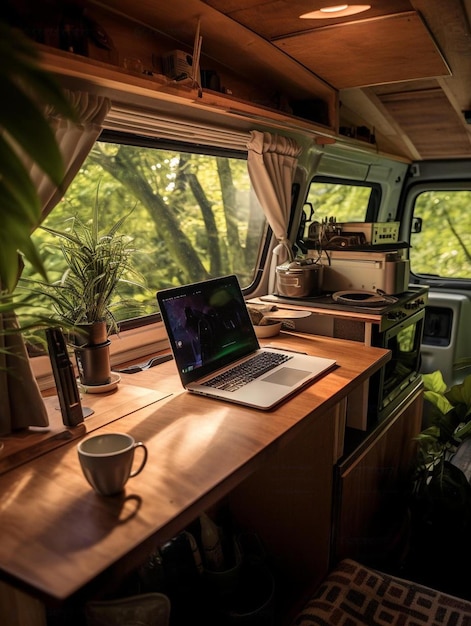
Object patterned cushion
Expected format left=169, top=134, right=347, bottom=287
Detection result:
left=291, top=559, right=471, bottom=626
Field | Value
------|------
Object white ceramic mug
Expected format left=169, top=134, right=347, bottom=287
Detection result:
left=77, top=432, right=148, bottom=496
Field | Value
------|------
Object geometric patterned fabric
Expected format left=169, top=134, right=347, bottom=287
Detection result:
left=290, top=559, right=471, bottom=626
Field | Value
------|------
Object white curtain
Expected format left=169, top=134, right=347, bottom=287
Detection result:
left=246, top=130, right=301, bottom=292
left=0, top=91, right=110, bottom=435
left=30, top=90, right=111, bottom=220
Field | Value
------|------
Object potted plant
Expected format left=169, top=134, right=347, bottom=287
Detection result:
left=412, top=369, right=471, bottom=515
left=23, top=194, right=144, bottom=387
left=415, top=370, right=471, bottom=479
left=407, top=370, right=471, bottom=583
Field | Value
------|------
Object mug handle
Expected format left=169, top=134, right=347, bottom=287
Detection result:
left=130, top=442, right=148, bottom=477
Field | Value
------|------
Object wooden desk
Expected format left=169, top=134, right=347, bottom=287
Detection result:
left=0, top=332, right=390, bottom=624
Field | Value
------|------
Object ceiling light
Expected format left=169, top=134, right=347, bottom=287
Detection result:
left=300, top=5, right=371, bottom=19
left=321, top=5, right=349, bottom=12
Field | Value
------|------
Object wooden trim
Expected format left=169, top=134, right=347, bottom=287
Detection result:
left=38, top=46, right=338, bottom=136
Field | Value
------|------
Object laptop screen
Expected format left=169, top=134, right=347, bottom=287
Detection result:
left=157, top=275, right=260, bottom=385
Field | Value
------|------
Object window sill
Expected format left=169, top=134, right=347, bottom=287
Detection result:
left=32, top=321, right=170, bottom=391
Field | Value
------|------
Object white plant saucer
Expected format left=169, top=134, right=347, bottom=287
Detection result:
left=77, top=372, right=121, bottom=394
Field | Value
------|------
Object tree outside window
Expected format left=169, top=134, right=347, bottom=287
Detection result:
left=25, top=138, right=267, bottom=322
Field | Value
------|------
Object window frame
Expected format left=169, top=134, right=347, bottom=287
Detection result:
left=31, top=131, right=274, bottom=387
left=400, top=180, right=471, bottom=289
left=38, top=130, right=272, bottom=328
left=300, top=175, right=383, bottom=234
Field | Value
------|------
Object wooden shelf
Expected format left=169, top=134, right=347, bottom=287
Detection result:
left=37, top=44, right=338, bottom=137
left=15, top=0, right=339, bottom=136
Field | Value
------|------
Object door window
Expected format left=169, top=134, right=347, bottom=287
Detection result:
left=410, top=190, right=471, bottom=279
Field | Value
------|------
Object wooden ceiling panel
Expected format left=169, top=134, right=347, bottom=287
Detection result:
left=203, top=0, right=414, bottom=39
left=90, top=0, right=334, bottom=99
left=378, top=88, right=471, bottom=158
left=274, top=12, right=450, bottom=89
left=91, top=0, right=471, bottom=159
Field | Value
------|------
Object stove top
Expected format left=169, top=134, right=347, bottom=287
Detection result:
left=261, top=286, right=428, bottom=316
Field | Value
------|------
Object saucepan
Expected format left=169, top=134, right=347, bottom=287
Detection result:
left=275, top=258, right=324, bottom=298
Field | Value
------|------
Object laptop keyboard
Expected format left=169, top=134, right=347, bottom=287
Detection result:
left=203, top=351, right=292, bottom=392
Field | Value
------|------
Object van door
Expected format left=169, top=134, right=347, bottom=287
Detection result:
left=398, top=159, right=471, bottom=386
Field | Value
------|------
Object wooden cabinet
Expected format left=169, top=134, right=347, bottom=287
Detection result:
left=228, top=407, right=337, bottom=598
left=15, top=1, right=338, bottom=134
left=333, top=382, right=423, bottom=569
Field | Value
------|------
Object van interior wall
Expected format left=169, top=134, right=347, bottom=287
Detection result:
left=13, top=0, right=415, bottom=302
left=303, top=145, right=410, bottom=222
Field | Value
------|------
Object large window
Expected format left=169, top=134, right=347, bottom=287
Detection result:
left=27, top=134, right=267, bottom=324
left=410, top=189, right=471, bottom=279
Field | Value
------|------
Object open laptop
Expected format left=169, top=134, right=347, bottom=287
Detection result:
left=157, top=275, right=336, bottom=410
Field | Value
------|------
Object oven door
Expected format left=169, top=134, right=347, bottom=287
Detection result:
left=370, top=308, right=425, bottom=422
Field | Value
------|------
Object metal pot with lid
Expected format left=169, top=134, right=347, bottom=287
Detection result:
left=275, top=258, right=323, bottom=298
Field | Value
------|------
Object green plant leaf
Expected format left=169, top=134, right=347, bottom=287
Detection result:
left=0, top=76, right=65, bottom=185
left=24, top=200, right=143, bottom=331
left=0, top=20, right=77, bottom=293
left=16, top=237, right=48, bottom=284
left=0, top=235, right=21, bottom=292
left=427, top=461, right=471, bottom=513
left=0, top=180, right=47, bottom=290
left=424, top=389, right=454, bottom=415
left=422, top=370, right=448, bottom=394
left=446, top=376, right=471, bottom=409
left=0, top=23, right=77, bottom=122
left=0, top=179, right=40, bottom=229
left=41, top=224, right=85, bottom=248
left=0, top=135, right=41, bottom=219
left=0, top=212, right=48, bottom=290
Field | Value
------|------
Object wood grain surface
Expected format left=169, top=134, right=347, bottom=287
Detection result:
left=0, top=386, right=170, bottom=475
left=0, top=332, right=389, bottom=604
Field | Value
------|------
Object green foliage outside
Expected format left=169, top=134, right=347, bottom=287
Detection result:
left=25, top=141, right=267, bottom=320
left=306, top=181, right=370, bottom=224
left=22, top=148, right=471, bottom=332
left=410, top=191, right=471, bottom=279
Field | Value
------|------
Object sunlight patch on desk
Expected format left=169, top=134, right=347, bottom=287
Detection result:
left=0, top=386, right=172, bottom=475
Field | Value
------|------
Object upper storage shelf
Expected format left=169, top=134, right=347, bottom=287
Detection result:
left=19, top=0, right=339, bottom=136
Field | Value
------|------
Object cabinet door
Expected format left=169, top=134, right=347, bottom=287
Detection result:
left=228, top=409, right=336, bottom=593
left=333, top=385, right=423, bottom=568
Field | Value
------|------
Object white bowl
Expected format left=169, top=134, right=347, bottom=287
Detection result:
left=253, top=321, right=282, bottom=338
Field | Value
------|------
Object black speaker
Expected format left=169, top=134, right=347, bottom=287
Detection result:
left=46, top=328, right=86, bottom=427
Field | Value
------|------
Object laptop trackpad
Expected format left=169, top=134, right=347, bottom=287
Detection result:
left=262, top=367, right=310, bottom=387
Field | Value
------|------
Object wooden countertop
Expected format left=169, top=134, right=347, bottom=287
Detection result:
left=247, top=296, right=384, bottom=324
left=0, top=332, right=389, bottom=603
